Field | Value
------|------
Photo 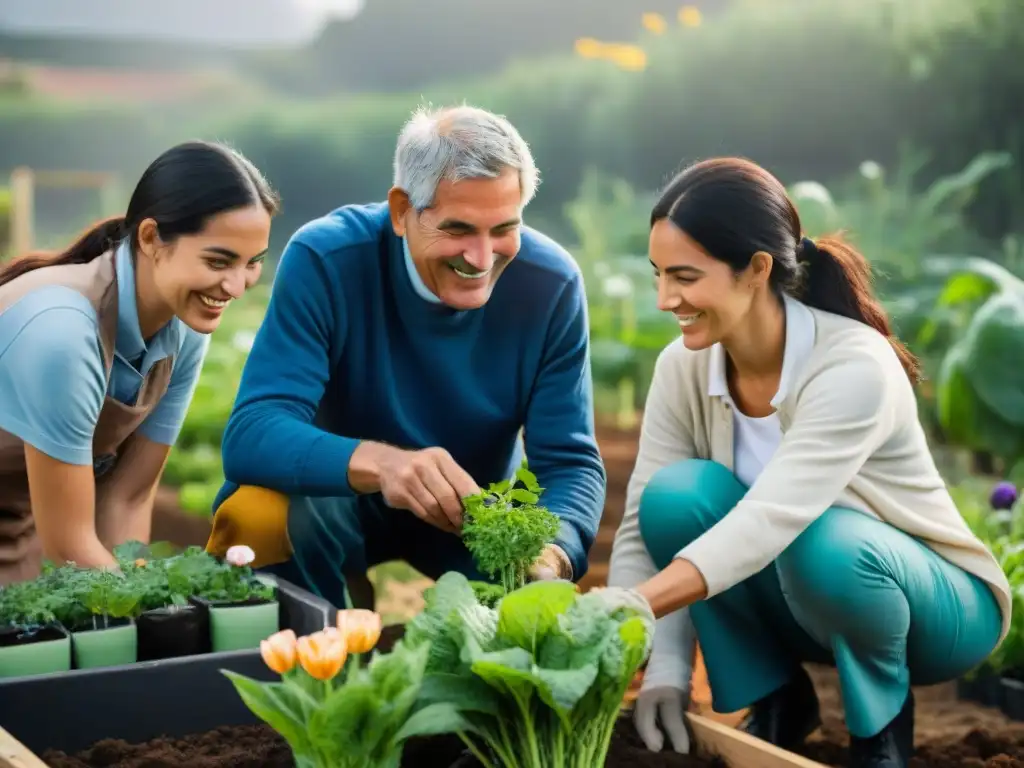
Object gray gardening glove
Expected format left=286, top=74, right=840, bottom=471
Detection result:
left=586, top=585, right=656, bottom=626
left=634, top=608, right=697, bottom=754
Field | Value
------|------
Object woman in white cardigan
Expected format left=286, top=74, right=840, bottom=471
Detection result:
left=607, top=157, right=1010, bottom=768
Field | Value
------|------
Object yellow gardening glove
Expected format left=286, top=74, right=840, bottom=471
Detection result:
left=528, top=543, right=574, bottom=581
left=206, top=485, right=292, bottom=569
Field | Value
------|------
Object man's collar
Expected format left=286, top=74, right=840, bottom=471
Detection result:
left=402, top=237, right=442, bottom=304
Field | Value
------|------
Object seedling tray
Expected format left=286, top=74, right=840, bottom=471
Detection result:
left=0, top=575, right=336, bottom=756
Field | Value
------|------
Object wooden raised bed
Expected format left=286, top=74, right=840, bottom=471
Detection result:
left=0, top=713, right=828, bottom=768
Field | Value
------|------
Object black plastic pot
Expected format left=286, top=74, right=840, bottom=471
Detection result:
left=136, top=603, right=210, bottom=661
left=1001, top=677, right=1024, bottom=721
left=957, top=671, right=1003, bottom=708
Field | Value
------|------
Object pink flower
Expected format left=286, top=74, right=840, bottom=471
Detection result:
left=225, top=545, right=256, bottom=567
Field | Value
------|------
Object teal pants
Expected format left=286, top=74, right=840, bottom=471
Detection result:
left=639, top=459, right=1002, bottom=738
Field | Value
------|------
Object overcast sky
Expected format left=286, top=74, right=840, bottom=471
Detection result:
left=0, top=0, right=363, bottom=47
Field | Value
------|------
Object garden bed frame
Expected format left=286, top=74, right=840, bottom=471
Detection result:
left=0, top=712, right=829, bottom=768
left=0, top=574, right=827, bottom=767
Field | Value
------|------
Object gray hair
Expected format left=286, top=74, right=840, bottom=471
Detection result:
left=393, top=104, right=540, bottom=211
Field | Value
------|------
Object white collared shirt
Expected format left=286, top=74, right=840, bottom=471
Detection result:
left=706, top=294, right=816, bottom=487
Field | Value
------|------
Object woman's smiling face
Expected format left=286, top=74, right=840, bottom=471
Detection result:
left=649, top=218, right=762, bottom=351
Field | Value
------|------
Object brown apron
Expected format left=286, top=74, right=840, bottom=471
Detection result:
left=0, top=250, right=173, bottom=585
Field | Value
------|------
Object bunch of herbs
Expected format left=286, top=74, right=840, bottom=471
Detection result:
left=461, top=461, right=561, bottom=594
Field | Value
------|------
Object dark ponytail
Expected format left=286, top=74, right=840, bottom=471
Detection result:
left=798, top=236, right=920, bottom=384
left=0, top=139, right=278, bottom=290
left=651, top=156, right=920, bottom=384
left=0, top=216, right=126, bottom=288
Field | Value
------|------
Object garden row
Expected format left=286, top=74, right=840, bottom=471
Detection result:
left=955, top=480, right=1024, bottom=720
left=0, top=542, right=278, bottom=677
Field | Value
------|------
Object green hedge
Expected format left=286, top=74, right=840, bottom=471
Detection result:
left=1, top=0, right=1020, bottom=248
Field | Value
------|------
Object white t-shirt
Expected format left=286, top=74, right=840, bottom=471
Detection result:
left=706, top=294, right=816, bottom=488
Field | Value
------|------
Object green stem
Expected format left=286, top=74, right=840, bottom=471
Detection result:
left=497, top=716, right=518, bottom=765
left=459, top=733, right=498, bottom=768
left=513, top=696, right=541, bottom=768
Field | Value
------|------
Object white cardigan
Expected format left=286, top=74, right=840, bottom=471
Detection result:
left=607, top=301, right=1011, bottom=692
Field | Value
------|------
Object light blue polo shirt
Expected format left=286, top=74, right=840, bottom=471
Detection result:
left=0, top=241, right=209, bottom=466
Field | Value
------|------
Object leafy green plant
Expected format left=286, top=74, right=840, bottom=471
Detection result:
left=78, top=571, right=144, bottom=628
left=461, top=461, right=561, bottom=594
left=950, top=478, right=1024, bottom=677
left=191, top=553, right=275, bottom=604
left=0, top=574, right=62, bottom=631
left=404, top=572, right=654, bottom=768
left=935, top=268, right=1024, bottom=473
left=112, top=541, right=196, bottom=613
left=469, top=581, right=507, bottom=609
left=32, top=564, right=143, bottom=632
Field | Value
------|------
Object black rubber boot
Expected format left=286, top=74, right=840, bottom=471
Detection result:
left=739, top=665, right=822, bottom=751
left=848, top=690, right=915, bottom=768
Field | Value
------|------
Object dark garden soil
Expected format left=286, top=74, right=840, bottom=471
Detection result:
left=788, top=665, right=1024, bottom=767
left=40, top=718, right=727, bottom=768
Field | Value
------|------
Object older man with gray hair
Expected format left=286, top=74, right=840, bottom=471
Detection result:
left=206, top=104, right=606, bottom=610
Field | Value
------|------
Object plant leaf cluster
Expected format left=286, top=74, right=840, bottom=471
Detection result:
left=462, top=461, right=561, bottom=594
left=403, top=572, right=654, bottom=768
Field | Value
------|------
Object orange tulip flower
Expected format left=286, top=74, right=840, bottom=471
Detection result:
left=260, top=629, right=298, bottom=675
left=296, top=629, right=347, bottom=681
left=336, top=609, right=382, bottom=654
left=134, top=558, right=147, bottom=567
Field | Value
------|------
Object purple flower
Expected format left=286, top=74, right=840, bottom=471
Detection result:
left=990, top=481, right=1018, bottom=511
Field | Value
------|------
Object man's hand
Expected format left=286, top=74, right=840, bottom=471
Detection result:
left=349, top=442, right=480, bottom=532
left=528, top=543, right=573, bottom=581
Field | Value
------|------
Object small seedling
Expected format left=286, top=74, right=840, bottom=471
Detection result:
left=462, top=459, right=560, bottom=594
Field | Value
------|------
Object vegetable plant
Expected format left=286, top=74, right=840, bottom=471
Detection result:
left=169, top=544, right=274, bottom=604
left=953, top=479, right=1024, bottom=679
left=32, top=564, right=142, bottom=632
left=76, top=570, right=144, bottom=629
left=0, top=574, right=62, bottom=633
left=404, top=571, right=654, bottom=768
left=462, top=461, right=560, bottom=594
left=222, top=609, right=464, bottom=768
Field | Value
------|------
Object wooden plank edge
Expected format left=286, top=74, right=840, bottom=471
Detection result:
left=0, top=726, right=48, bottom=768
left=687, top=712, right=828, bottom=768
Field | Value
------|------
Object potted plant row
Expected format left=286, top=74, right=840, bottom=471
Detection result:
left=0, top=541, right=278, bottom=679
left=956, top=480, right=1024, bottom=719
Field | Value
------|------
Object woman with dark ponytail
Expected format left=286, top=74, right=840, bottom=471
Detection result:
left=607, top=158, right=1008, bottom=767
left=0, top=140, right=278, bottom=582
